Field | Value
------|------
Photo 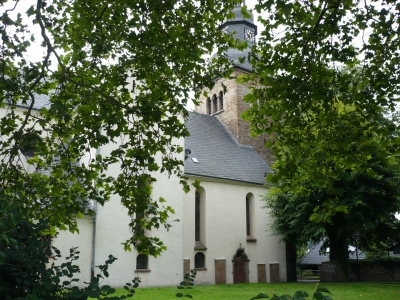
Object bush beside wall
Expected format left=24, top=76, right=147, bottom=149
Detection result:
left=348, top=257, right=400, bottom=282
left=319, top=258, right=400, bottom=282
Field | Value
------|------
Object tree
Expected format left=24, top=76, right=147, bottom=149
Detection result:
left=241, top=0, right=400, bottom=274
left=264, top=104, right=400, bottom=278
left=243, top=0, right=400, bottom=196
left=0, top=0, right=236, bottom=259
left=0, top=208, right=141, bottom=299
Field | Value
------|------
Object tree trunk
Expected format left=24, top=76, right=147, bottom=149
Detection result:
left=285, top=242, right=298, bottom=282
left=327, top=233, right=349, bottom=281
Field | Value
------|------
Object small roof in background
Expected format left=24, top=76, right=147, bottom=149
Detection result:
left=388, top=244, right=400, bottom=256
left=184, top=111, right=272, bottom=185
left=299, top=240, right=366, bottom=265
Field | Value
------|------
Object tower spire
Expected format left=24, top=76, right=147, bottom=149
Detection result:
left=219, top=1, right=257, bottom=71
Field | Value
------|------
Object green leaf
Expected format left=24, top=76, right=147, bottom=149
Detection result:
left=251, top=294, right=269, bottom=299
left=0, top=233, right=9, bottom=245
left=0, top=251, right=5, bottom=265
left=101, top=285, right=111, bottom=292
left=316, top=287, right=331, bottom=294
left=191, top=180, right=202, bottom=190
left=293, top=291, right=308, bottom=298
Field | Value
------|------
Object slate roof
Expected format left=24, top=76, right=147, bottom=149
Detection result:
left=299, top=240, right=366, bottom=265
left=225, top=48, right=253, bottom=72
left=184, top=111, right=272, bottom=185
left=14, top=93, right=51, bottom=110
left=13, top=99, right=271, bottom=184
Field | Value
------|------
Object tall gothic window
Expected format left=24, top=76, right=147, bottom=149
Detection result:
left=207, top=97, right=211, bottom=115
left=195, top=192, right=200, bottom=241
left=212, top=94, right=218, bottom=113
left=246, top=196, right=251, bottom=236
left=219, top=91, right=224, bottom=111
left=194, top=252, right=205, bottom=269
left=136, top=254, right=148, bottom=270
left=136, top=214, right=145, bottom=237
left=194, top=189, right=206, bottom=249
left=134, top=174, right=150, bottom=239
left=246, top=193, right=257, bottom=241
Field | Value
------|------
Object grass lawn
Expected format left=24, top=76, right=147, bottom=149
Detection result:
left=112, top=282, right=400, bottom=300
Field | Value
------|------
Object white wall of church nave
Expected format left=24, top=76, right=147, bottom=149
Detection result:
left=93, top=134, right=185, bottom=287
left=0, top=106, right=41, bottom=173
left=92, top=175, right=185, bottom=287
left=53, top=216, right=94, bottom=286
left=183, top=179, right=287, bottom=284
left=53, top=133, right=186, bottom=288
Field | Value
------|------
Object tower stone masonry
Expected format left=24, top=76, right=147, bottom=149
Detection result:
left=195, top=5, right=274, bottom=166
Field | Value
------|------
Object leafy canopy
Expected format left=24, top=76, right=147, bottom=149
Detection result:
left=0, top=0, right=236, bottom=257
left=243, top=0, right=400, bottom=215
left=243, top=0, right=400, bottom=194
left=265, top=107, right=400, bottom=254
left=242, top=0, right=400, bottom=268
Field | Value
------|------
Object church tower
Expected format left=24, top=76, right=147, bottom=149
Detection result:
left=195, top=3, right=274, bottom=166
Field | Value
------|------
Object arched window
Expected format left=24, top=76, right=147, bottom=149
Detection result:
left=194, top=189, right=207, bottom=250
left=212, top=94, right=218, bottom=113
left=136, top=254, right=148, bottom=270
left=195, top=192, right=200, bottom=242
left=246, top=193, right=257, bottom=242
left=218, top=91, right=224, bottom=111
left=194, top=252, right=205, bottom=269
left=206, top=97, right=211, bottom=115
left=246, top=196, right=251, bottom=236
left=135, top=211, right=145, bottom=237
left=135, top=174, right=150, bottom=238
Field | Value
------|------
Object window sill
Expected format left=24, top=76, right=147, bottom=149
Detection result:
left=135, top=269, right=151, bottom=273
left=194, top=268, right=207, bottom=271
left=211, top=109, right=224, bottom=116
left=194, top=241, right=207, bottom=250
left=247, top=235, right=257, bottom=242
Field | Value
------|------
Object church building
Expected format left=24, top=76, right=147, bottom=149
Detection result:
left=10, top=4, right=288, bottom=287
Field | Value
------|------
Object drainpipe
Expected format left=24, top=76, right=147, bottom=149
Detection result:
left=91, top=145, right=100, bottom=279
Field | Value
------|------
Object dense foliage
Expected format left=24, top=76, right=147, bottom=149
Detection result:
left=242, top=0, right=400, bottom=274
left=244, top=0, right=400, bottom=201
left=0, top=0, right=237, bottom=257
left=264, top=105, right=400, bottom=275
left=0, top=209, right=140, bottom=299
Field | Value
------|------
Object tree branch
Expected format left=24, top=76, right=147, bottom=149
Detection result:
left=0, top=0, right=20, bottom=20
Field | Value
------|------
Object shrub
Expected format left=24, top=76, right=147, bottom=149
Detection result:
left=251, top=282, right=332, bottom=300
left=0, top=210, right=140, bottom=299
left=176, top=269, right=197, bottom=298
left=301, top=269, right=314, bottom=277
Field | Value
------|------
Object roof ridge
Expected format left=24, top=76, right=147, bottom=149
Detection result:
left=186, top=111, right=254, bottom=149
left=299, top=240, right=325, bottom=263
left=213, top=116, right=255, bottom=149
left=185, top=111, right=271, bottom=184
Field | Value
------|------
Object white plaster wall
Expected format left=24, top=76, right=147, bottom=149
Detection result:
left=0, top=104, right=188, bottom=287
left=91, top=134, right=186, bottom=287
left=52, top=216, right=94, bottom=286
left=0, top=106, right=39, bottom=174
left=183, top=177, right=287, bottom=284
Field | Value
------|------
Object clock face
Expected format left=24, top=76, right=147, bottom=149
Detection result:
left=244, top=28, right=255, bottom=43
